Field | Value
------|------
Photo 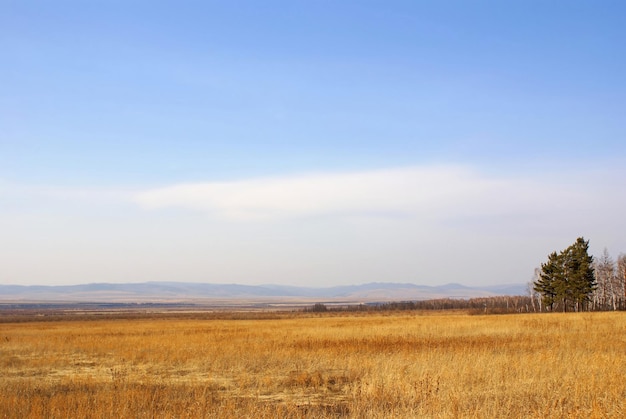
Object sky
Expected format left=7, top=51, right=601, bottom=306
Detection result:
left=1, top=1, right=625, bottom=287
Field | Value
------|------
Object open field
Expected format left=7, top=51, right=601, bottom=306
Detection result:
left=1, top=311, right=625, bottom=418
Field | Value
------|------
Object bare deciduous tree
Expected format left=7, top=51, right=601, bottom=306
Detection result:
left=528, top=268, right=542, bottom=312
left=617, top=254, right=626, bottom=310
left=594, top=249, right=617, bottom=310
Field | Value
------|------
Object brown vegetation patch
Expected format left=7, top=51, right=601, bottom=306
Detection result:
left=1, top=311, right=625, bottom=417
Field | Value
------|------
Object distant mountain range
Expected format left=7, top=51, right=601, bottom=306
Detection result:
left=0, top=281, right=527, bottom=303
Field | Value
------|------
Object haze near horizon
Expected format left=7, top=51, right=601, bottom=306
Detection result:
left=2, top=1, right=625, bottom=287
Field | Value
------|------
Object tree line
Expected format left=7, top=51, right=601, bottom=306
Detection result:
left=305, top=296, right=535, bottom=314
left=532, top=237, right=626, bottom=312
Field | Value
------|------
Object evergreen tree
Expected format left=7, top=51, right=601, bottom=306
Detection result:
left=533, top=251, right=561, bottom=311
left=533, top=237, right=596, bottom=312
left=564, top=238, right=596, bottom=311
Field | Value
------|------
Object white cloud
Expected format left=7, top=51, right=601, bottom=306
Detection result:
left=134, top=165, right=521, bottom=220
left=126, top=164, right=626, bottom=287
left=3, top=166, right=625, bottom=287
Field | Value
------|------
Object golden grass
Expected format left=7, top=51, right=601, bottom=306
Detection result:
left=1, top=311, right=625, bottom=418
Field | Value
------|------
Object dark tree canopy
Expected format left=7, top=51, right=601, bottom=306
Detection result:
left=533, top=237, right=596, bottom=312
left=534, top=251, right=561, bottom=311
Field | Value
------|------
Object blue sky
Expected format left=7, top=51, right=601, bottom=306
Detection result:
left=2, top=1, right=625, bottom=287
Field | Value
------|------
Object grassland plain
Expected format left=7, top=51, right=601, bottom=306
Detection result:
left=1, top=311, right=625, bottom=418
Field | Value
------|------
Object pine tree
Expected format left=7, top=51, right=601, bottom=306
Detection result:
left=533, top=237, right=596, bottom=312
left=564, top=238, right=596, bottom=311
left=534, top=251, right=561, bottom=311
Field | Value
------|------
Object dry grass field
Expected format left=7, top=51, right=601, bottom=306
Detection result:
left=1, top=310, right=625, bottom=418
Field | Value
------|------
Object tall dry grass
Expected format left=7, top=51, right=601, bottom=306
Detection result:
left=1, top=311, right=624, bottom=418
